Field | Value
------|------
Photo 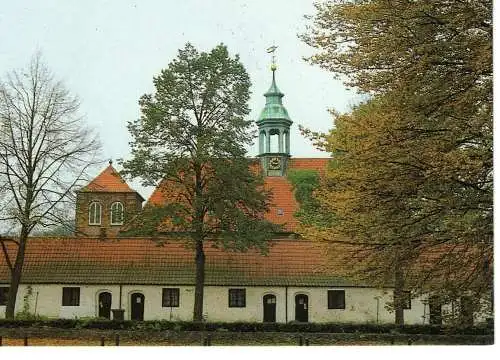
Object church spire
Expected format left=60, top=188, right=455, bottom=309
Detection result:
left=263, top=46, right=285, bottom=107
left=264, top=68, right=284, bottom=104
left=257, top=46, right=293, bottom=176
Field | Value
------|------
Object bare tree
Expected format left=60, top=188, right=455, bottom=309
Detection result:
left=0, top=53, right=101, bottom=319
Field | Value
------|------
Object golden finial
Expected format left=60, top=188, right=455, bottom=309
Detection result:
left=266, top=45, right=278, bottom=71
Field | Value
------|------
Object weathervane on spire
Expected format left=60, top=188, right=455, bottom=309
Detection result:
left=266, top=45, right=278, bottom=71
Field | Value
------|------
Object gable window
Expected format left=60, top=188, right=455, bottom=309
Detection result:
left=88, top=202, right=102, bottom=225
left=110, top=202, right=124, bottom=225
left=0, top=287, right=9, bottom=306
left=328, top=290, right=345, bottom=309
left=162, top=288, right=180, bottom=307
left=62, top=287, right=80, bottom=306
left=228, top=289, right=246, bottom=308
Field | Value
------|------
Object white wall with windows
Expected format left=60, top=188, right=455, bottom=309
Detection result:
left=0, top=283, right=488, bottom=325
left=203, top=286, right=287, bottom=322
left=286, top=287, right=421, bottom=324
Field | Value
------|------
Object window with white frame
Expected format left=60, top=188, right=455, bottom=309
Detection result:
left=88, top=202, right=102, bottom=225
left=110, top=202, right=124, bottom=225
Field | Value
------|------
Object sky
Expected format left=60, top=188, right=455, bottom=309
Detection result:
left=0, top=0, right=358, bottom=200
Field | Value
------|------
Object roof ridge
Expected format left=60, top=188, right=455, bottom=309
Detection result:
left=26, top=236, right=316, bottom=244
left=80, top=164, right=140, bottom=195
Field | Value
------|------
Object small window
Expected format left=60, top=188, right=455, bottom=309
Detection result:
left=328, top=290, right=345, bottom=309
left=402, top=291, right=411, bottom=310
left=277, top=208, right=284, bottom=216
left=62, top=287, right=80, bottom=306
left=228, top=289, right=246, bottom=308
left=162, top=288, right=180, bottom=307
left=0, top=287, right=9, bottom=306
left=110, top=202, right=124, bottom=225
left=88, top=202, right=102, bottom=225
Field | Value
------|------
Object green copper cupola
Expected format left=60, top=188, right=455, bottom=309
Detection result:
left=257, top=60, right=293, bottom=176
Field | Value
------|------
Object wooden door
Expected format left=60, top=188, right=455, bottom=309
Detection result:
left=263, top=294, right=276, bottom=322
left=131, top=293, right=145, bottom=321
left=98, top=292, right=112, bottom=319
left=295, top=294, right=308, bottom=322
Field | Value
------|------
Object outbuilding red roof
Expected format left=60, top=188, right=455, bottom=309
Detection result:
left=0, top=237, right=358, bottom=286
left=0, top=236, right=488, bottom=289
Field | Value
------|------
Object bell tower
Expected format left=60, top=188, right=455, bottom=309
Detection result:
left=256, top=47, right=292, bottom=176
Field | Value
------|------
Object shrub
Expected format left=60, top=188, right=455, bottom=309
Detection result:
left=0, top=319, right=493, bottom=335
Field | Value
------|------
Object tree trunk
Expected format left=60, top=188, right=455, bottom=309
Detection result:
left=394, top=258, right=405, bottom=325
left=5, top=227, right=28, bottom=319
left=193, top=238, right=205, bottom=322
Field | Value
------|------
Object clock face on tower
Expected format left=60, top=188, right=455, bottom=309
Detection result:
left=269, top=157, right=281, bottom=170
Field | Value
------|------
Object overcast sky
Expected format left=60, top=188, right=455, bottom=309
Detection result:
left=0, top=0, right=359, bottom=199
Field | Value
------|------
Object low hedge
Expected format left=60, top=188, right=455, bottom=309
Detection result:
left=0, top=327, right=493, bottom=345
left=0, top=319, right=493, bottom=335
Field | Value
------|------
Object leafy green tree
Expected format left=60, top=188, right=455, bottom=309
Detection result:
left=301, top=0, right=492, bottom=323
left=121, top=43, right=278, bottom=322
left=287, top=169, right=334, bottom=229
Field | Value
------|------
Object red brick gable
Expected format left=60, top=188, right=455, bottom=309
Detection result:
left=80, top=164, right=139, bottom=194
left=147, top=158, right=330, bottom=232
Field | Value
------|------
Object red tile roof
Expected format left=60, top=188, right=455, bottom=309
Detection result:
left=1, top=236, right=488, bottom=288
left=147, top=158, right=330, bottom=232
left=288, top=158, right=330, bottom=172
left=80, top=164, right=137, bottom=193
left=0, top=237, right=357, bottom=286
left=266, top=158, right=329, bottom=231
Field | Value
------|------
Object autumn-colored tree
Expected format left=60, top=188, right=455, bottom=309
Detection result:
left=121, top=44, right=277, bottom=322
left=301, top=0, right=492, bottom=323
left=301, top=97, right=491, bottom=323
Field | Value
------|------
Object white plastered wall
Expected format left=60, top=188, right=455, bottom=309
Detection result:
left=0, top=284, right=122, bottom=319
left=202, top=286, right=287, bottom=322
left=286, top=287, right=427, bottom=324
left=121, top=285, right=194, bottom=321
left=1, top=284, right=435, bottom=324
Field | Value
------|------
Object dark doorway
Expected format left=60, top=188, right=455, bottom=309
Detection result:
left=263, top=294, right=277, bottom=322
left=460, top=296, right=474, bottom=327
left=131, top=293, right=145, bottom=321
left=295, top=294, right=308, bottom=322
left=98, top=292, right=112, bottom=319
left=429, top=296, right=442, bottom=325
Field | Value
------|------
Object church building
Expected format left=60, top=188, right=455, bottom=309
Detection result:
left=0, top=66, right=473, bottom=325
